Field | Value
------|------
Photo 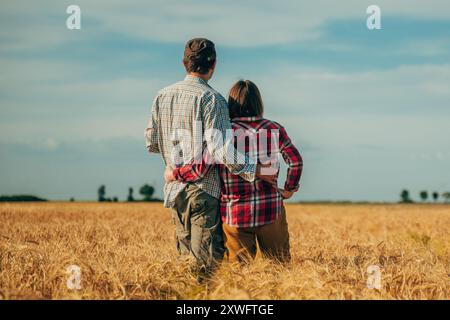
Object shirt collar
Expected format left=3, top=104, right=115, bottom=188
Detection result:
left=184, top=74, right=208, bottom=85
left=232, top=115, right=263, bottom=122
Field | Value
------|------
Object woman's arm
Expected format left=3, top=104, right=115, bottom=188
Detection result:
left=279, top=126, right=303, bottom=193
left=171, top=150, right=214, bottom=183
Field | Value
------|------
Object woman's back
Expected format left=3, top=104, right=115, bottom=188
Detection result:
left=220, top=116, right=302, bottom=228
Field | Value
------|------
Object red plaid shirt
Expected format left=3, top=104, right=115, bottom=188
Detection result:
left=173, top=116, right=303, bottom=227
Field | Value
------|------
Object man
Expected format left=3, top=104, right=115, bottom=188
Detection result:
left=145, top=38, right=274, bottom=275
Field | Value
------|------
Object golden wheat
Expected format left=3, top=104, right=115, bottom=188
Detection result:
left=0, top=202, right=449, bottom=300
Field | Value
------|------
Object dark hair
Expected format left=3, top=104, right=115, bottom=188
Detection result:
left=228, top=80, right=264, bottom=119
left=183, top=38, right=216, bottom=74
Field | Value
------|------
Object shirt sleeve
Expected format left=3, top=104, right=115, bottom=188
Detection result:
left=279, top=125, right=303, bottom=192
left=145, top=95, right=160, bottom=154
left=201, top=91, right=256, bottom=182
left=173, top=149, right=214, bottom=183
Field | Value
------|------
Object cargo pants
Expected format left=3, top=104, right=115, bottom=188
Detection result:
left=171, top=184, right=225, bottom=271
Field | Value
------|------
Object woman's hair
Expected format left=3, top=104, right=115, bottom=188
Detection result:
left=228, top=80, right=264, bottom=119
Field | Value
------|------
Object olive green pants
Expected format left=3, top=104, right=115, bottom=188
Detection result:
left=171, top=184, right=225, bottom=269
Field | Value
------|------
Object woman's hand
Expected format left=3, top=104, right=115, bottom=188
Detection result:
left=164, top=166, right=176, bottom=183
left=256, top=163, right=277, bottom=186
left=278, top=188, right=294, bottom=199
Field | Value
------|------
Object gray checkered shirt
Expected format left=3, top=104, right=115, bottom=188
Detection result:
left=145, top=75, right=257, bottom=208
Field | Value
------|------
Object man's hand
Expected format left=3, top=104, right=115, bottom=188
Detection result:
left=256, top=163, right=277, bottom=186
left=164, top=165, right=176, bottom=183
left=278, top=188, right=294, bottom=199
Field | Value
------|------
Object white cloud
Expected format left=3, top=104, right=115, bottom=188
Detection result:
left=249, top=64, right=450, bottom=117
left=411, top=151, right=450, bottom=161
left=207, top=64, right=450, bottom=152
left=1, top=0, right=450, bottom=50
left=1, top=56, right=450, bottom=150
left=77, top=0, right=450, bottom=47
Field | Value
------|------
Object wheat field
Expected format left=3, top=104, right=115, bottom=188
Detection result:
left=0, top=202, right=448, bottom=300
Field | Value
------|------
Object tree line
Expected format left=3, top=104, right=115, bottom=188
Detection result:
left=0, top=195, right=47, bottom=202
left=400, top=190, right=450, bottom=203
left=94, top=184, right=160, bottom=202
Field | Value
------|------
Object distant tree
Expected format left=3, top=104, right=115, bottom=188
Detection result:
left=0, top=195, right=47, bottom=202
left=98, top=185, right=106, bottom=202
left=400, top=189, right=413, bottom=203
left=443, top=192, right=450, bottom=203
left=140, top=184, right=155, bottom=201
left=432, top=192, right=439, bottom=202
left=113, top=197, right=118, bottom=202
left=70, top=197, right=75, bottom=202
left=419, top=191, right=428, bottom=202
left=127, top=187, right=134, bottom=202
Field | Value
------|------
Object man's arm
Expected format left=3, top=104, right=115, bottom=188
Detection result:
left=145, top=95, right=160, bottom=154
left=165, top=92, right=276, bottom=185
left=201, top=92, right=257, bottom=182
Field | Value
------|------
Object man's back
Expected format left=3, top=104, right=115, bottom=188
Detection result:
left=146, top=75, right=227, bottom=207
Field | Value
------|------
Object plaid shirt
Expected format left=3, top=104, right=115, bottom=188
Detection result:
left=174, top=116, right=303, bottom=227
left=145, top=75, right=256, bottom=207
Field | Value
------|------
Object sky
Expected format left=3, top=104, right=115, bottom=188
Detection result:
left=0, top=0, right=449, bottom=202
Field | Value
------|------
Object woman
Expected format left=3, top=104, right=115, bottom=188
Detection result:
left=169, top=80, right=303, bottom=263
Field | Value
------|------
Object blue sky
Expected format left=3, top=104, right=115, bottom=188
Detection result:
left=1, top=0, right=449, bottom=202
